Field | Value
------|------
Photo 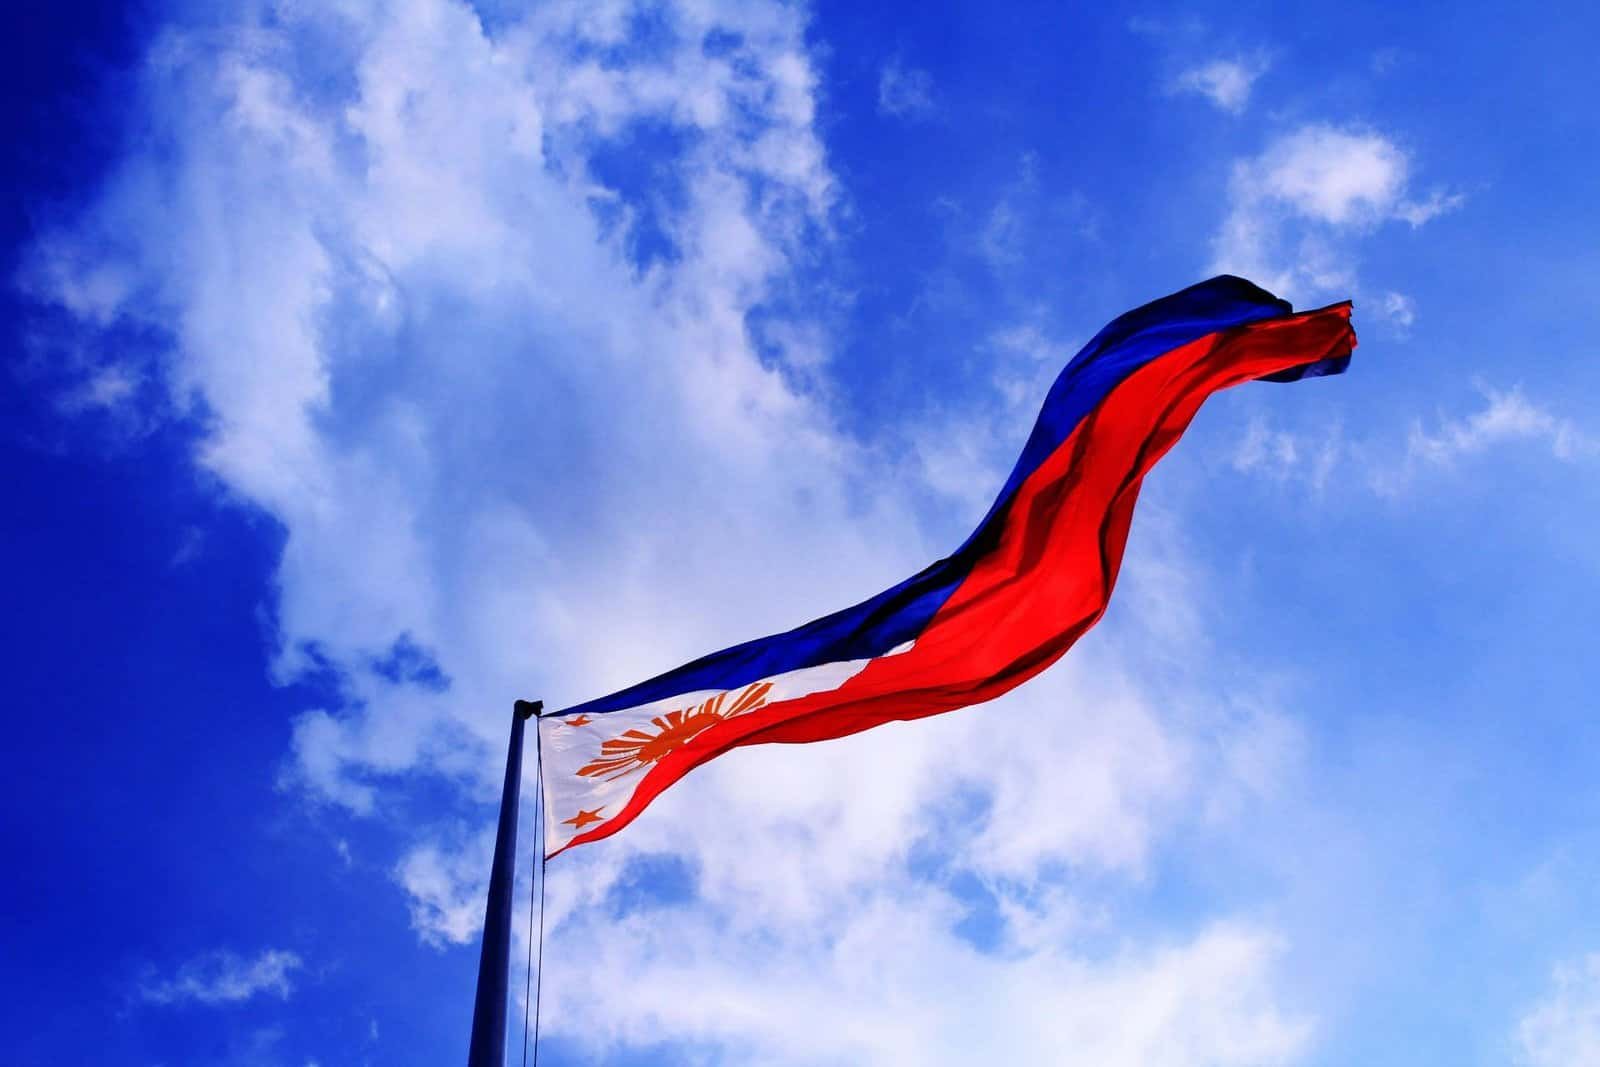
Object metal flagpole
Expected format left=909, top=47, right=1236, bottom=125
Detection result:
left=466, top=698, right=542, bottom=1067
left=523, top=723, right=545, bottom=1067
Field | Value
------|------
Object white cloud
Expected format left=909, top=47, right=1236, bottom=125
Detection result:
left=547, top=903, right=1310, bottom=1066
left=1370, top=47, right=1404, bottom=75
left=1229, top=385, right=1594, bottom=498
left=1407, top=386, right=1598, bottom=469
left=1396, top=188, right=1467, bottom=228
left=964, top=152, right=1099, bottom=276
left=1233, top=415, right=1302, bottom=477
left=57, top=363, right=140, bottom=413
left=1379, top=290, right=1417, bottom=332
left=29, top=1, right=1322, bottom=1060
left=396, top=830, right=494, bottom=947
left=1230, top=414, right=1341, bottom=494
left=1211, top=123, right=1462, bottom=302
left=1173, top=54, right=1270, bottom=114
left=1518, top=954, right=1600, bottom=1067
left=138, top=949, right=303, bottom=1006
left=878, top=55, right=934, bottom=118
left=23, top=0, right=857, bottom=795
left=1251, top=127, right=1408, bottom=226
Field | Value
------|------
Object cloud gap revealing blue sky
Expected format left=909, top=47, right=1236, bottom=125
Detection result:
left=5, top=1, right=1600, bottom=1065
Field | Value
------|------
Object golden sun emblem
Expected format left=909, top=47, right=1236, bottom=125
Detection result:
left=576, top=681, right=774, bottom=781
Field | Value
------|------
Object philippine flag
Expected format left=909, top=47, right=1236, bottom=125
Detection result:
left=540, top=275, right=1355, bottom=857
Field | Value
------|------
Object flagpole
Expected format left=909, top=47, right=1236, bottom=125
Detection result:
left=467, top=698, right=542, bottom=1067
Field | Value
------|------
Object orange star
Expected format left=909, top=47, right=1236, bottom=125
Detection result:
left=563, top=714, right=592, bottom=727
left=563, top=807, right=605, bottom=830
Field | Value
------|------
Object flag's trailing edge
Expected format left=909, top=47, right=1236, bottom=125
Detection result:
left=539, top=275, right=1355, bottom=857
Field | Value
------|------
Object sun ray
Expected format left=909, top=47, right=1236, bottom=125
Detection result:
left=575, top=682, right=775, bottom=781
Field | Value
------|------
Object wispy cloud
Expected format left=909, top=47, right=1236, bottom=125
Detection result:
left=138, top=949, right=303, bottom=1007
left=1211, top=123, right=1463, bottom=303
left=1517, top=953, right=1600, bottom=1066
left=1395, top=188, right=1467, bottom=227
left=878, top=55, right=934, bottom=119
left=1173, top=54, right=1271, bottom=114
left=1379, top=290, right=1417, bottom=333
left=1231, top=414, right=1342, bottom=493
left=396, top=831, right=492, bottom=948
left=1228, top=385, right=1594, bottom=497
left=1406, top=385, right=1598, bottom=468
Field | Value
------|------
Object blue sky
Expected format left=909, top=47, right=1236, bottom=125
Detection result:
left=6, top=1, right=1600, bottom=1064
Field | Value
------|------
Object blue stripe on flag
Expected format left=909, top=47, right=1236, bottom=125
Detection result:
left=559, top=276, right=1305, bottom=717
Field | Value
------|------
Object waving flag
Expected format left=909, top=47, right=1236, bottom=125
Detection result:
left=539, top=275, right=1355, bottom=856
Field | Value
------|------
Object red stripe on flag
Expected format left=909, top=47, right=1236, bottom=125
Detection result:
left=550, top=303, right=1355, bottom=857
